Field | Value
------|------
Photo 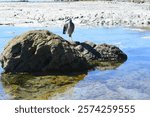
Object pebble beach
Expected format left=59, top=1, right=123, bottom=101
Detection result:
left=0, top=1, right=150, bottom=28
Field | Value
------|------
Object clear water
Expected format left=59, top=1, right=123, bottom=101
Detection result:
left=0, top=26, right=150, bottom=99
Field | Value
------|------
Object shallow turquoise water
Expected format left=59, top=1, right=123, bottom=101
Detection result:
left=0, top=26, right=150, bottom=99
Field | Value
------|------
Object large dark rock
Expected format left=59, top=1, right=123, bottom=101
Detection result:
left=0, top=30, right=127, bottom=73
left=1, top=30, right=89, bottom=73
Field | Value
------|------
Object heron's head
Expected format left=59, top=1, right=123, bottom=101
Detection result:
left=66, top=18, right=72, bottom=23
left=69, top=19, right=72, bottom=22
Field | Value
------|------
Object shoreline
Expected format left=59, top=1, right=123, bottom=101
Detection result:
left=0, top=1, right=150, bottom=28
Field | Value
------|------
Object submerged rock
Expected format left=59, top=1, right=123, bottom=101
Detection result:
left=1, top=73, right=86, bottom=100
left=0, top=30, right=127, bottom=73
left=1, top=60, right=123, bottom=100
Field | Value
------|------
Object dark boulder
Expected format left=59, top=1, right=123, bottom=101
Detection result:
left=0, top=30, right=127, bottom=73
left=0, top=30, right=89, bottom=73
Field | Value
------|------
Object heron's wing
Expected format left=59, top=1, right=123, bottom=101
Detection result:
left=72, top=23, right=75, bottom=33
left=68, top=22, right=75, bottom=37
left=63, top=23, right=68, bottom=34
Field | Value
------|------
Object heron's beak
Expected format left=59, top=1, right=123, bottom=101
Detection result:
left=65, top=19, right=70, bottom=22
left=65, top=18, right=72, bottom=22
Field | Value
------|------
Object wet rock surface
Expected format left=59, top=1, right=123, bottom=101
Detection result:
left=0, top=30, right=127, bottom=73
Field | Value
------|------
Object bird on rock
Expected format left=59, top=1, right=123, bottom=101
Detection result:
left=63, top=18, right=75, bottom=41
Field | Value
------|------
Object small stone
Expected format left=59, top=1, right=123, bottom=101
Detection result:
left=83, top=41, right=96, bottom=48
left=75, top=45, right=83, bottom=51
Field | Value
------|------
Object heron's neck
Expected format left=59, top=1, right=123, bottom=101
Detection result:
left=69, top=20, right=72, bottom=23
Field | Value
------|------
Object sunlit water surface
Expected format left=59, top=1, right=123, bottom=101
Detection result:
left=0, top=26, right=150, bottom=100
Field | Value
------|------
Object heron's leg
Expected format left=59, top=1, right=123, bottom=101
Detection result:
left=68, top=35, right=73, bottom=42
left=70, top=37, right=73, bottom=42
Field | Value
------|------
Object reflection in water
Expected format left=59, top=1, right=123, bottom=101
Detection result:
left=91, top=61, right=125, bottom=71
left=1, top=61, right=124, bottom=100
left=0, top=77, right=11, bottom=100
left=1, top=73, right=86, bottom=100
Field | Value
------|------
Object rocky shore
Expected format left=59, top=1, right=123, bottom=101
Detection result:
left=0, top=1, right=150, bottom=27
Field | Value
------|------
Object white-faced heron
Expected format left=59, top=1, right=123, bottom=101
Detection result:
left=63, top=19, right=75, bottom=41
